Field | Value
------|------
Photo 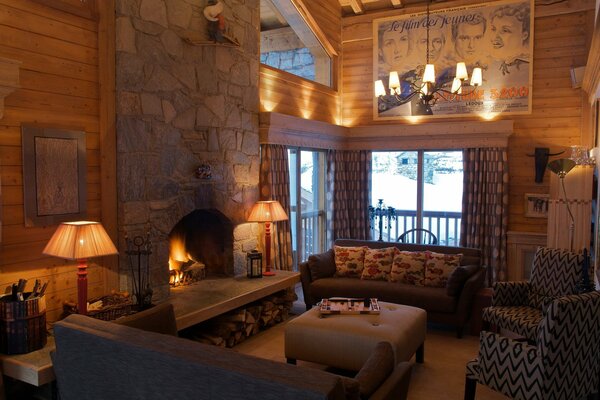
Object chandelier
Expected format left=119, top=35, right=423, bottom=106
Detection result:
left=374, top=0, right=483, bottom=115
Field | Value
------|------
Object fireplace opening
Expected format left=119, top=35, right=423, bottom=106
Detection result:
left=168, top=209, right=234, bottom=285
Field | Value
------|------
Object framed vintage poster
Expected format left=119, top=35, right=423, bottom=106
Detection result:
left=373, top=0, right=534, bottom=120
left=21, top=126, right=87, bottom=227
left=524, top=193, right=549, bottom=218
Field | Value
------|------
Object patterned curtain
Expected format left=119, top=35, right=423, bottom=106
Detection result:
left=259, top=144, right=293, bottom=271
left=460, top=147, right=509, bottom=285
left=327, top=150, right=372, bottom=241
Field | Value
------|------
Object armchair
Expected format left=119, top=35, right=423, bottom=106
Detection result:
left=465, top=291, right=600, bottom=400
left=482, top=246, right=583, bottom=341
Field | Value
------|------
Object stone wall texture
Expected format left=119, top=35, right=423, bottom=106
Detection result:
left=260, top=48, right=315, bottom=81
left=116, top=0, right=260, bottom=301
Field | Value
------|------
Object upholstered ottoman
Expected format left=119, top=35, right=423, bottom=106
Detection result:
left=284, top=301, right=426, bottom=371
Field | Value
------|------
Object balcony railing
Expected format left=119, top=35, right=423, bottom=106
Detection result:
left=370, top=210, right=462, bottom=246
left=294, top=209, right=461, bottom=267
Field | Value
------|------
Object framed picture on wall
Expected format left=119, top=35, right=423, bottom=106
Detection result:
left=373, top=0, right=534, bottom=120
left=21, top=126, right=87, bottom=227
left=524, top=193, right=549, bottom=218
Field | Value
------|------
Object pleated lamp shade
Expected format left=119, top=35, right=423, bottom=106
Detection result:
left=43, top=221, right=118, bottom=260
left=248, top=200, right=288, bottom=223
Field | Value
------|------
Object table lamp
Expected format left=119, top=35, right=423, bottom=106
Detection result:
left=547, top=158, right=576, bottom=250
left=248, top=200, right=288, bottom=276
left=43, top=221, right=118, bottom=315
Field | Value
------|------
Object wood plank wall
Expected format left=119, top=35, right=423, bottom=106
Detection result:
left=259, top=0, right=343, bottom=125
left=0, top=0, right=115, bottom=322
left=341, top=0, right=594, bottom=233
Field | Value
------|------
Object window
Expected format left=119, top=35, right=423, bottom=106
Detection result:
left=371, top=151, right=463, bottom=245
left=288, top=148, right=327, bottom=268
left=260, top=0, right=332, bottom=87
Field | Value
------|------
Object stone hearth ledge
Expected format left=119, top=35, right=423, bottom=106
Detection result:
left=167, top=270, right=300, bottom=331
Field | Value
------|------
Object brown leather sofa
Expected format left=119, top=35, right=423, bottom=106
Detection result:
left=300, top=239, right=486, bottom=338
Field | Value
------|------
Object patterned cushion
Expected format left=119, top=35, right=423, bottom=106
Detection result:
left=389, top=249, right=426, bottom=285
left=334, top=246, right=367, bottom=278
left=481, top=305, right=543, bottom=341
left=527, top=291, right=554, bottom=311
left=361, top=247, right=394, bottom=281
left=423, top=251, right=463, bottom=288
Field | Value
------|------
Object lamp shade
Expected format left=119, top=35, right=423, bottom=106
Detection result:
left=43, top=221, right=118, bottom=260
left=547, top=158, right=576, bottom=178
left=248, top=200, right=288, bottom=222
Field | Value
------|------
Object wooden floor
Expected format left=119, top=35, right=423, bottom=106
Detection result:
left=235, top=298, right=508, bottom=400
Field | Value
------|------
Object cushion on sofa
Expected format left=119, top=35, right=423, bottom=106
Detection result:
left=423, top=251, right=462, bottom=288
left=361, top=247, right=395, bottom=281
left=308, top=249, right=336, bottom=281
left=389, top=249, right=426, bottom=285
left=354, top=341, right=395, bottom=399
left=445, top=264, right=480, bottom=297
left=335, top=246, right=368, bottom=278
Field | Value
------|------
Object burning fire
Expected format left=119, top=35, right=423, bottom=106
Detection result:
left=168, top=232, right=206, bottom=286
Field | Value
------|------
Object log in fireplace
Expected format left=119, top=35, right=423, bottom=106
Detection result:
left=168, top=209, right=234, bottom=285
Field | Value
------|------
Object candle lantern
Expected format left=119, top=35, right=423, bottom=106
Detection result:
left=247, top=250, right=263, bottom=278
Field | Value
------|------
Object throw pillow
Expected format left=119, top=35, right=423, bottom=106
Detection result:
left=446, top=264, right=480, bottom=296
left=308, top=249, right=336, bottom=281
left=361, top=247, right=395, bottom=281
left=334, top=246, right=368, bottom=278
left=354, top=341, right=395, bottom=399
left=423, top=251, right=463, bottom=288
left=389, top=249, right=427, bottom=285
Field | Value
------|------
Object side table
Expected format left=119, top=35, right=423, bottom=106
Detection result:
left=470, top=287, right=493, bottom=336
left=0, top=336, right=55, bottom=393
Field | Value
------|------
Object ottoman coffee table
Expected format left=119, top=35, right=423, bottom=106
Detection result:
left=284, top=301, right=426, bottom=371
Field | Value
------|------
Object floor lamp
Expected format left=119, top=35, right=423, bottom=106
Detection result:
left=248, top=200, right=288, bottom=276
left=547, top=158, right=576, bottom=251
left=43, top=221, right=118, bottom=315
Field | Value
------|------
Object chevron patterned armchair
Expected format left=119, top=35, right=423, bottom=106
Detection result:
left=481, top=247, right=584, bottom=342
left=465, top=291, right=600, bottom=400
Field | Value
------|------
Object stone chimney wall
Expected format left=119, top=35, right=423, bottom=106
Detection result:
left=115, top=0, right=260, bottom=301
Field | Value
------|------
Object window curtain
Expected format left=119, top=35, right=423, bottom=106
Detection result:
left=259, top=144, right=293, bottom=271
left=326, top=150, right=372, bottom=243
left=460, top=147, right=509, bottom=285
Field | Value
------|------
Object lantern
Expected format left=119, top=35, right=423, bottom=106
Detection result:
left=247, top=250, right=262, bottom=278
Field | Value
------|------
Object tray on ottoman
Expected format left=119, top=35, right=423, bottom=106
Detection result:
left=319, top=298, right=380, bottom=315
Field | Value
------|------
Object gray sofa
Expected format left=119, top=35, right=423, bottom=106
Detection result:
left=300, top=239, right=486, bottom=338
left=52, top=304, right=412, bottom=400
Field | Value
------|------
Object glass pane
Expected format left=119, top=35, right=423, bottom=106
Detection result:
left=422, top=151, right=463, bottom=246
left=260, top=0, right=331, bottom=87
left=288, top=149, right=297, bottom=255
left=299, top=151, right=325, bottom=262
left=371, top=151, right=418, bottom=242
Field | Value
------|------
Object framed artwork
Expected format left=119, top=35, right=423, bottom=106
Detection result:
left=21, top=126, right=87, bottom=227
left=524, top=193, right=549, bottom=218
left=373, top=0, right=534, bottom=120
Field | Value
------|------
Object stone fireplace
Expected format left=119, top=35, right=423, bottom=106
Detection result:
left=115, top=0, right=260, bottom=301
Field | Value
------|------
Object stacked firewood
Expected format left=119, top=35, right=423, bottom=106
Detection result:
left=182, top=288, right=297, bottom=348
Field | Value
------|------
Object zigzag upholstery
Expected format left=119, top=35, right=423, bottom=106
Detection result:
left=481, top=305, right=542, bottom=339
left=482, top=247, right=583, bottom=342
left=465, top=291, right=600, bottom=400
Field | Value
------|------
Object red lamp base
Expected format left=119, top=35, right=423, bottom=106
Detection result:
left=263, top=270, right=276, bottom=276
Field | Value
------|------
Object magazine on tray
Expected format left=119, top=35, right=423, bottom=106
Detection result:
left=319, top=297, right=380, bottom=315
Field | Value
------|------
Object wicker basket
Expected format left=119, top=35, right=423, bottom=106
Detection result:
left=62, top=293, right=134, bottom=321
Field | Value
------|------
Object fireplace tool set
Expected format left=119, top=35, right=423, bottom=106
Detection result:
left=125, top=234, right=153, bottom=310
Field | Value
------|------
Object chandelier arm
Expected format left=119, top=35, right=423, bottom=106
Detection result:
left=392, top=90, right=421, bottom=105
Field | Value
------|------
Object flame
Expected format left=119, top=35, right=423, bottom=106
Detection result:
left=169, top=233, right=189, bottom=271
